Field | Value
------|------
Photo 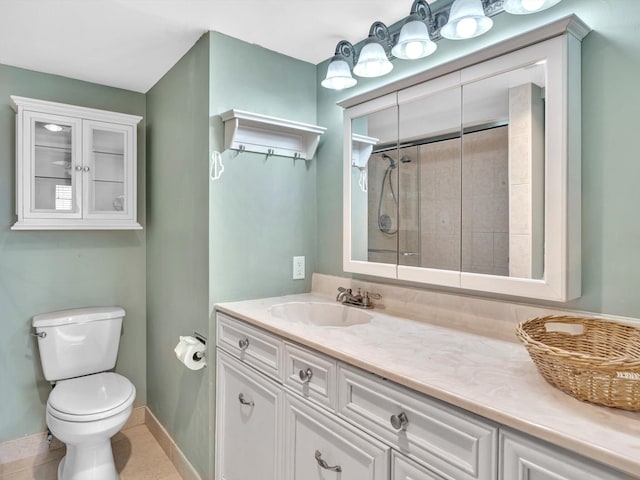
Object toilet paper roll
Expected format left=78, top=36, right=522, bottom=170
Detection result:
left=174, top=336, right=206, bottom=370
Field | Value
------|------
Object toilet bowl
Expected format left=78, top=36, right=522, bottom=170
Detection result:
left=32, top=306, right=135, bottom=480
left=46, top=372, right=136, bottom=480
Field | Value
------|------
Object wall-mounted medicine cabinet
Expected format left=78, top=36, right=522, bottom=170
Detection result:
left=221, top=109, right=326, bottom=160
left=342, top=16, right=590, bottom=302
left=10, top=96, right=142, bottom=230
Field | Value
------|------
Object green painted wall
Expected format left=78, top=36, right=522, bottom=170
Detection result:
left=208, top=32, right=318, bottom=306
left=0, top=64, right=146, bottom=443
left=316, top=0, right=640, bottom=319
left=146, top=34, right=210, bottom=478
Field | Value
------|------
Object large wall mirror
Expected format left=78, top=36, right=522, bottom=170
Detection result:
left=343, top=31, right=583, bottom=301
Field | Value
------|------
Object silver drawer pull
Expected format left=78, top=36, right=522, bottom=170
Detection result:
left=238, top=338, right=250, bottom=350
left=314, top=450, right=342, bottom=473
left=298, top=368, right=313, bottom=383
left=238, top=393, right=254, bottom=407
left=390, top=412, right=409, bottom=430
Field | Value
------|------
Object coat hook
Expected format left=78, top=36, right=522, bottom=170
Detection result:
left=266, top=148, right=274, bottom=158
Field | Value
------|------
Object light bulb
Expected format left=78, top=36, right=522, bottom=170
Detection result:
left=44, top=124, right=63, bottom=132
left=456, top=17, right=478, bottom=39
left=522, top=0, right=545, bottom=11
left=405, top=41, right=425, bottom=60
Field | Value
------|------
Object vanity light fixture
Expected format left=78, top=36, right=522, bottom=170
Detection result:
left=321, top=41, right=358, bottom=90
left=391, top=0, right=437, bottom=60
left=352, top=22, right=394, bottom=78
left=503, top=0, right=562, bottom=14
left=441, top=0, right=493, bottom=40
left=321, top=0, right=564, bottom=90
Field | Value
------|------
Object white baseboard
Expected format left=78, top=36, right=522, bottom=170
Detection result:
left=145, top=407, right=202, bottom=480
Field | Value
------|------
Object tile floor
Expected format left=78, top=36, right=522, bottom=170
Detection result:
left=0, top=425, right=182, bottom=480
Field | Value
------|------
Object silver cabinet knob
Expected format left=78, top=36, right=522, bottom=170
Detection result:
left=74, top=165, right=83, bottom=171
left=238, top=393, right=254, bottom=407
left=298, top=368, right=313, bottom=383
left=238, top=338, right=250, bottom=350
left=314, top=450, right=341, bottom=473
left=83, top=166, right=90, bottom=172
left=390, top=412, right=409, bottom=430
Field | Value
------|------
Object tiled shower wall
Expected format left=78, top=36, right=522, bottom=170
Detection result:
left=367, top=126, right=509, bottom=274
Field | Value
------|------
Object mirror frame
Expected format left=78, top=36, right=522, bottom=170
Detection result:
left=342, top=21, right=587, bottom=302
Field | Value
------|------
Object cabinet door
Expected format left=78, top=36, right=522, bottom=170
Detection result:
left=20, top=111, right=83, bottom=220
left=284, top=393, right=389, bottom=480
left=82, top=120, right=136, bottom=221
left=216, top=350, right=283, bottom=480
left=500, top=430, right=628, bottom=480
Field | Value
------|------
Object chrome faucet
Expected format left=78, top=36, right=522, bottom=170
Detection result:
left=336, top=287, right=381, bottom=309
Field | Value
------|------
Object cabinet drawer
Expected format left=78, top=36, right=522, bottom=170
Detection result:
left=216, top=312, right=283, bottom=381
left=284, top=342, right=337, bottom=410
left=500, top=429, right=628, bottom=480
left=393, top=451, right=445, bottom=480
left=284, top=393, right=389, bottom=480
left=338, top=364, right=497, bottom=480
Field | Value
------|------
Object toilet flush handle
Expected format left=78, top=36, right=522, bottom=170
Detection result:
left=32, top=331, right=46, bottom=339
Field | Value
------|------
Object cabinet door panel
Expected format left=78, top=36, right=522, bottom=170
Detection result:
left=82, top=120, right=134, bottom=219
left=285, top=393, right=389, bottom=480
left=23, top=112, right=82, bottom=219
left=216, top=351, right=283, bottom=480
left=500, top=430, right=627, bottom=480
left=392, top=451, right=445, bottom=480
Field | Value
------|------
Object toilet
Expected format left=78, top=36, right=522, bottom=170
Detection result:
left=32, top=307, right=136, bottom=480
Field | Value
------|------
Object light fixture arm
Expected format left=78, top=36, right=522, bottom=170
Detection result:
left=334, top=40, right=359, bottom=67
left=368, top=21, right=392, bottom=51
left=410, top=0, right=436, bottom=32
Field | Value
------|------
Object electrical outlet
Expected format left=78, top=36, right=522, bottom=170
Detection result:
left=293, top=256, right=305, bottom=280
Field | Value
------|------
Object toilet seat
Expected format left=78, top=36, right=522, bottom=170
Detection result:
left=47, top=372, right=135, bottom=423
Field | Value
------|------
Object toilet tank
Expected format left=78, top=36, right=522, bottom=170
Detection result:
left=32, top=307, right=126, bottom=382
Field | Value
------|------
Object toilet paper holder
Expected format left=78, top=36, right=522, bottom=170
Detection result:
left=193, top=332, right=207, bottom=361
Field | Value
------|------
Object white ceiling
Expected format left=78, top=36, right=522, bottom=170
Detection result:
left=0, top=0, right=429, bottom=93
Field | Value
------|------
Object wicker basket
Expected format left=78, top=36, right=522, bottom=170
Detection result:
left=516, top=315, right=640, bottom=411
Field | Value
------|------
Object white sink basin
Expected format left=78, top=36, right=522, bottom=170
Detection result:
left=268, top=302, right=373, bottom=327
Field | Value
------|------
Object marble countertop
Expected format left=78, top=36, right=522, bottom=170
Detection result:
left=216, top=291, right=640, bottom=477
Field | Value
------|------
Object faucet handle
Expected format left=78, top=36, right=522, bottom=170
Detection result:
left=361, top=291, right=381, bottom=308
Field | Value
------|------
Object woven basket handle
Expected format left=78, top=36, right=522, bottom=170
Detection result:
left=545, top=321, right=585, bottom=336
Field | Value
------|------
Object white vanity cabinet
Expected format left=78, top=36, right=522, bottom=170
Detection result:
left=215, top=351, right=283, bottom=480
left=215, top=312, right=631, bottom=480
left=10, top=96, right=142, bottom=230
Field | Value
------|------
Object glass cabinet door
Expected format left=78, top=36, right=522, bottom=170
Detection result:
left=23, top=112, right=82, bottom=219
left=82, top=121, right=134, bottom=219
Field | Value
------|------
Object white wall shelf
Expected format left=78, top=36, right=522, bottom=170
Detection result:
left=220, top=109, right=326, bottom=160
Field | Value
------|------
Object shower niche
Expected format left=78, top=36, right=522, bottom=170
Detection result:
left=343, top=18, right=588, bottom=301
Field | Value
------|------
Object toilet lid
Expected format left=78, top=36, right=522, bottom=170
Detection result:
left=48, top=372, right=135, bottom=417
